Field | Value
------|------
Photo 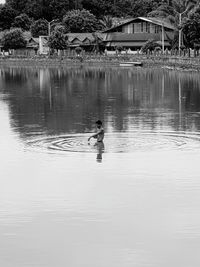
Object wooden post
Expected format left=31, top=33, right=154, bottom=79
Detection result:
left=162, top=23, right=165, bottom=54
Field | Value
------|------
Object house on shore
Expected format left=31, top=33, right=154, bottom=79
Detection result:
left=0, top=31, right=39, bottom=56
left=103, top=17, right=176, bottom=50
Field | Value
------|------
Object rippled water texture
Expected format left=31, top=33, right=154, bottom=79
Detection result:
left=27, top=131, right=200, bottom=154
left=1, top=66, right=200, bottom=267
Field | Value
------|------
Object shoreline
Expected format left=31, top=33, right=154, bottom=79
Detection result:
left=0, top=56, right=200, bottom=71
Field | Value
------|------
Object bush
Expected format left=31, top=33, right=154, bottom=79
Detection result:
left=75, top=46, right=82, bottom=55
left=141, top=39, right=161, bottom=53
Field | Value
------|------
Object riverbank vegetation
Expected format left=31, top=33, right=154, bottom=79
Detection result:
left=0, top=0, right=200, bottom=51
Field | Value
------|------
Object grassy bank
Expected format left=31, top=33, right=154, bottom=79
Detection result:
left=0, top=55, right=200, bottom=71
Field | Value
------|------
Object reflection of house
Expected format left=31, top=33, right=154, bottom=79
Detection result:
left=103, top=17, right=176, bottom=50
left=67, top=33, right=104, bottom=51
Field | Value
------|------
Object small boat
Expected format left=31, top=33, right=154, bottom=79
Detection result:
left=119, top=63, right=134, bottom=67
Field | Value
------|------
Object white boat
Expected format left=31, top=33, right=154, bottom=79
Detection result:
left=119, top=63, right=134, bottom=67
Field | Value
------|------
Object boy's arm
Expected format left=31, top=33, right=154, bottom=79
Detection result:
left=88, top=129, right=103, bottom=141
left=88, top=133, right=98, bottom=141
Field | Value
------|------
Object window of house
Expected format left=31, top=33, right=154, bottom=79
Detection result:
left=146, top=23, right=150, bottom=33
left=143, top=22, right=146, bottom=32
left=155, top=25, right=160, bottom=33
left=135, top=23, right=141, bottom=33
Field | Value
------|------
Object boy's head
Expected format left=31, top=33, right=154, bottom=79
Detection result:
left=96, top=120, right=102, bottom=128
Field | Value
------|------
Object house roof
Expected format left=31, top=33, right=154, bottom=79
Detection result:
left=66, top=33, right=104, bottom=43
left=103, top=17, right=176, bottom=33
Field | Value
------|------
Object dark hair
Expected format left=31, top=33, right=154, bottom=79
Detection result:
left=96, top=120, right=102, bottom=125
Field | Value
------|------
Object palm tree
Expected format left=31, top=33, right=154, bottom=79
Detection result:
left=148, top=0, right=200, bottom=52
left=100, top=15, right=114, bottom=30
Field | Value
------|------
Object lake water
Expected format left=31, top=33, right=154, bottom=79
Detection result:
left=0, top=66, right=200, bottom=267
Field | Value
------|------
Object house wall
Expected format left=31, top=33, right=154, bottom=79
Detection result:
left=122, top=21, right=163, bottom=34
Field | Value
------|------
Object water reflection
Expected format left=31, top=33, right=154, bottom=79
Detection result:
left=1, top=66, right=200, bottom=140
left=95, top=141, right=105, bottom=163
left=1, top=66, right=200, bottom=267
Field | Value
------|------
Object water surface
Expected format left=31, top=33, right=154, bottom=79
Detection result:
left=0, top=66, right=200, bottom=267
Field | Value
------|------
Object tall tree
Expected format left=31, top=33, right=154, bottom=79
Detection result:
left=148, top=0, right=199, bottom=49
left=182, top=11, right=200, bottom=48
left=148, top=0, right=198, bottom=24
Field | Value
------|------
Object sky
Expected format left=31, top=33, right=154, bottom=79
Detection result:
left=0, top=0, right=5, bottom=3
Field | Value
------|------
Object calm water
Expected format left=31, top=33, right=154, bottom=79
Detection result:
left=0, top=66, right=200, bottom=267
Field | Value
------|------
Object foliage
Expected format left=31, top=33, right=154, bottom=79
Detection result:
left=2, top=28, right=27, bottom=49
left=3, top=0, right=200, bottom=35
left=148, top=0, right=198, bottom=25
left=12, top=13, right=32, bottom=31
left=48, top=29, right=68, bottom=50
left=100, top=15, right=114, bottom=30
left=6, top=0, right=27, bottom=13
left=141, top=39, right=161, bottom=52
left=53, top=24, right=66, bottom=33
left=81, top=0, right=160, bottom=18
left=116, top=45, right=123, bottom=52
left=0, top=5, right=17, bottom=30
left=63, top=9, right=102, bottom=33
left=182, top=12, right=200, bottom=48
left=75, top=46, right=82, bottom=55
left=91, top=32, right=104, bottom=52
left=6, top=0, right=72, bottom=21
left=30, top=19, right=48, bottom=38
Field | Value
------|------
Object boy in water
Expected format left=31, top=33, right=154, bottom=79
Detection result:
left=88, top=120, right=104, bottom=142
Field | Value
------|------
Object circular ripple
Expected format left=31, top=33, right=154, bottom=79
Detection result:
left=26, top=131, right=200, bottom=154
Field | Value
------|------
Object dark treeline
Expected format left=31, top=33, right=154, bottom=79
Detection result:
left=5, top=0, right=161, bottom=20
left=2, top=0, right=200, bottom=48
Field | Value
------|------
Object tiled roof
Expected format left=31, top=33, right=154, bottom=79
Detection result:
left=66, top=32, right=105, bottom=43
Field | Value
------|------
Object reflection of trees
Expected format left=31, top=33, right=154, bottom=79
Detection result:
left=1, top=66, right=200, bottom=138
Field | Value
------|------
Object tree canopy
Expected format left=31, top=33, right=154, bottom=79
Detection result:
left=182, top=11, right=200, bottom=48
left=0, top=5, right=17, bottom=30
left=48, top=28, right=68, bottom=50
left=148, top=0, right=198, bottom=24
left=2, top=28, right=27, bottom=49
left=30, top=19, right=48, bottom=38
left=4, top=0, right=162, bottom=21
left=12, top=13, right=32, bottom=31
left=63, top=9, right=102, bottom=33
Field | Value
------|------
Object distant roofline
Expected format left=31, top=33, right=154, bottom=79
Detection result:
left=103, top=17, right=176, bottom=33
